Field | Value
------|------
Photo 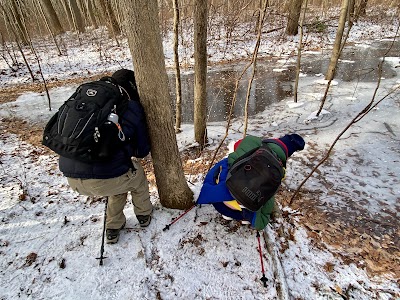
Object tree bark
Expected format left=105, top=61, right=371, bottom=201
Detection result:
left=358, top=0, right=368, bottom=16
left=68, top=0, right=85, bottom=33
left=9, top=0, right=29, bottom=44
left=39, top=0, right=64, bottom=34
left=348, top=0, right=355, bottom=23
left=97, top=0, right=121, bottom=37
left=285, top=0, right=303, bottom=35
left=354, top=0, right=368, bottom=21
left=325, top=0, right=349, bottom=81
left=294, top=0, right=308, bottom=103
left=86, top=0, right=99, bottom=28
left=121, top=0, right=194, bottom=209
left=193, top=0, right=208, bottom=147
left=173, top=0, right=183, bottom=133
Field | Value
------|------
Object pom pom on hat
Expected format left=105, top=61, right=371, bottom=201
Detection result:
left=278, top=134, right=305, bottom=157
left=112, top=69, right=139, bottom=100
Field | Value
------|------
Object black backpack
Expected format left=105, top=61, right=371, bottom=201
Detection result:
left=42, top=77, right=129, bottom=162
left=226, top=144, right=285, bottom=211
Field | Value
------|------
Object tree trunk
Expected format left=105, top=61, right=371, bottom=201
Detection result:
left=358, top=0, right=368, bottom=16
left=9, top=0, right=29, bottom=44
left=120, top=0, right=194, bottom=210
left=285, top=0, right=303, bottom=35
left=325, top=0, right=349, bottom=81
left=86, top=0, right=99, bottom=28
left=39, top=0, right=64, bottom=34
left=173, top=0, right=183, bottom=133
left=193, top=0, right=208, bottom=147
left=97, top=0, right=121, bottom=37
left=354, top=0, right=368, bottom=21
left=294, top=0, right=308, bottom=103
left=69, top=0, right=85, bottom=32
left=348, top=0, right=355, bottom=23
left=61, top=1, right=74, bottom=31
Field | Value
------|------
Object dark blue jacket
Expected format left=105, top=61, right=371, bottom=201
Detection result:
left=59, top=100, right=151, bottom=179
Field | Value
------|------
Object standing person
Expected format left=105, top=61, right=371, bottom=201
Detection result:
left=58, top=69, right=153, bottom=244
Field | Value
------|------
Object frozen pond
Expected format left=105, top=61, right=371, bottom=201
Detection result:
left=171, top=40, right=400, bottom=123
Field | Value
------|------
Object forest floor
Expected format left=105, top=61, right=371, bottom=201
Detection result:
left=1, top=79, right=398, bottom=281
left=1, top=6, right=399, bottom=299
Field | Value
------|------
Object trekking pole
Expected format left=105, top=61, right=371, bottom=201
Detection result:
left=96, top=197, right=108, bottom=266
left=256, top=231, right=268, bottom=287
left=163, top=204, right=196, bottom=231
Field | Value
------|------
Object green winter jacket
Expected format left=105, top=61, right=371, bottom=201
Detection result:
left=227, top=135, right=287, bottom=230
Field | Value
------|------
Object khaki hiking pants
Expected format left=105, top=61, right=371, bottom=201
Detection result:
left=67, top=160, right=152, bottom=230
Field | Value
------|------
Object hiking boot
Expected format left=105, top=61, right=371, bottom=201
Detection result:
left=137, top=215, right=151, bottom=227
left=106, top=222, right=126, bottom=244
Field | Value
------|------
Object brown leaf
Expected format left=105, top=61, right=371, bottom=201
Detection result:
left=25, top=252, right=37, bottom=267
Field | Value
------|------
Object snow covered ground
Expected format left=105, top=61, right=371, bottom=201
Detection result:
left=0, top=8, right=399, bottom=300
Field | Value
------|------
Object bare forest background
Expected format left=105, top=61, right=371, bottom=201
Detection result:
left=1, top=0, right=398, bottom=73
left=0, top=0, right=399, bottom=211
left=0, top=1, right=399, bottom=292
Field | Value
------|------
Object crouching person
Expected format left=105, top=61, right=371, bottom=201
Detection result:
left=58, top=69, right=153, bottom=244
left=197, top=134, right=305, bottom=230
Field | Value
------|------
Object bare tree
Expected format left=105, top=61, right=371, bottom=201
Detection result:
left=9, top=0, right=29, bottom=44
left=193, top=0, right=208, bottom=147
left=120, top=0, right=194, bottom=209
left=294, top=0, right=309, bottom=103
left=325, top=0, right=349, bottom=81
left=243, top=0, right=268, bottom=136
left=35, top=0, right=62, bottom=55
left=348, top=0, right=355, bottom=23
left=355, top=0, right=368, bottom=21
left=86, top=0, right=99, bottom=28
left=173, top=0, right=183, bottom=133
left=285, top=0, right=303, bottom=35
left=97, top=0, right=121, bottom=38
left=68, top=0, right=85, bottom=33
left=39, top=0, right=64, bottom=34
left=60, top=1, right=74, bottom=31
left=0, top=2, right=34, bottom=80
left=290, top=37, right=400, bottom=205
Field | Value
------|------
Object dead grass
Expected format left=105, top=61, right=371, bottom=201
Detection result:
left=0, top=73, right=112, bottom=105
left=279, top=190, right=400, bottom=279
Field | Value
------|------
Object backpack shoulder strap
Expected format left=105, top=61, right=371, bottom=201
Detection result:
left=99, top=76, right=118, bottom=85
left=100, top=76, right=131, bottom=100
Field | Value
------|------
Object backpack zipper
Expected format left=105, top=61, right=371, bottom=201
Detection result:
left=57, top=106, right=67, bottom=134
left=74, top=113, right=94, bottom=139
